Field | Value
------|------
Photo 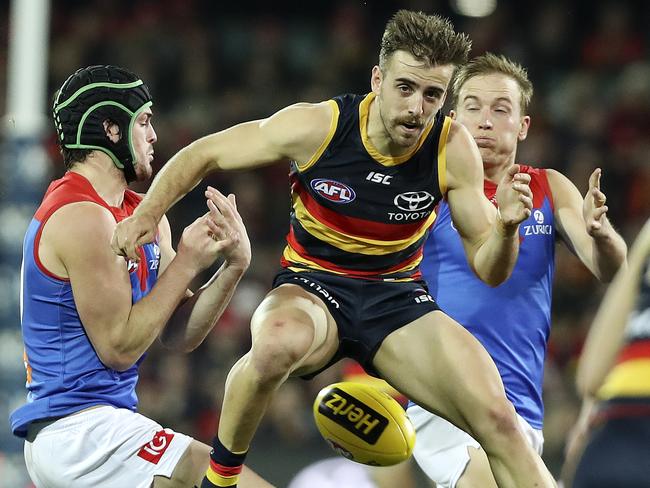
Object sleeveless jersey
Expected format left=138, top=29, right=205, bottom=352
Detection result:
left=419, top=166, right=555, bottom=429
left=281, top=92, right=450, bottom=280
left=598, top=258, right=650, bottom=401
left=10, top=171, right=161, bottom=438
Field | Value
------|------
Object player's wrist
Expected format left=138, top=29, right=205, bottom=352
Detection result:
left=495, top=208, right=519, bottom=237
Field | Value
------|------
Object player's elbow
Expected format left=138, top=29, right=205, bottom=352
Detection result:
left=96, top=340, right=140, bottom=371
left=474, top=267, right=511, bottom=287
left=98, top=350, right=137, bottom=372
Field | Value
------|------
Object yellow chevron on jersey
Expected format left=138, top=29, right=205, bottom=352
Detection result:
left=292, top=193, right=437, bottom=255
left=282, top=241, right=424, bottom=276
left=598, top=358, right=650, bottom=399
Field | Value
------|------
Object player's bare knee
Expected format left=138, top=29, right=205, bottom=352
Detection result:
left=249, top=317, right=316, bottom=384
left=473, top=399, right=519, bottom=443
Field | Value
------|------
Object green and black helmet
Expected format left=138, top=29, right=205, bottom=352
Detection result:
left=52, top=65, right=153, bottom=182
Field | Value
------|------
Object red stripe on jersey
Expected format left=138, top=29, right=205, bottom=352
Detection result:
left=616, top=340, right=650, bottom=364
left=285, top=227, right=424, bottom=277
left=293, top=181, right=427, bottom=241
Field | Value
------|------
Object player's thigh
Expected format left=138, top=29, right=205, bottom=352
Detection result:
left=153, top=440, right=275, bottom=488
left=373, top=310, right=507, bottom=434
left=153, top=439, right=209, bottom=487
left=251, top=284, right=340, bottom=375
left=456, top=448, right=496, bottom=488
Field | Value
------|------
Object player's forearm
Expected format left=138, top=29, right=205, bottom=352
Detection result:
left=472, top=218, right=520, bottom=286
left=161, top=262, right=247, bottom=352
left=591, top=224, right=628, bottom=282
left=136, top=140, right=217, bottom=221
left=576, top=250, right=644, bottom=397
left=109, top=258, right=199, bottom=370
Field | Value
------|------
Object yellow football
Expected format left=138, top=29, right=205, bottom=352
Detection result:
left=312, top=382, right=416, bottom=466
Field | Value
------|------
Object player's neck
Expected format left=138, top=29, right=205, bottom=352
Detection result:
left=71, top=153, right=128, bottom=207
left=483, top=159, right=516, bottom=184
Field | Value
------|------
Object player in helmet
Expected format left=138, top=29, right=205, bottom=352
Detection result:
left=10, top=65, right=272, bottom=488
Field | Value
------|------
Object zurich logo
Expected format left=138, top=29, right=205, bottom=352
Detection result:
left=310, top=179, right=356, bottom=204
left=394, top=191, right=434, bottom=212
left=533, top=209, right=544, bottom=224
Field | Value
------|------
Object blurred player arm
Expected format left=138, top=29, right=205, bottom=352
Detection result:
left=547, top=168, right=627, bottom=282
left=444, top=121, right=531, bottom=286
left=158, top=190, right=251, bottom=352
left=576, top=218, right=648, bottom=397
left=111, top=101, right=335, bottom=260
left=562, top=219, right=648, bottom=485
left=53, top=202, right=225, bottom=371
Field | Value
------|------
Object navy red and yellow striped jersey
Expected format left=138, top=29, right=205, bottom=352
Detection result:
left=598, top=259, right=650, bottom=400
left=281, top=92, right=451, bottom=280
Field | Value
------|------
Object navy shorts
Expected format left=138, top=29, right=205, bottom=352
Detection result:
left=573, top=401, right=650, bottom=488
left=271, top=268, right=441, bottom=378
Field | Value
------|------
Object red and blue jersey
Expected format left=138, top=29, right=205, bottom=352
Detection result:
left=420, top=166, right=555, bottom=429
left=10, top=172, right=160, bottom=438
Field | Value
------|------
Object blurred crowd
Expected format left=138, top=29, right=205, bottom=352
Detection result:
left=1, top=0, right=649, bottom=486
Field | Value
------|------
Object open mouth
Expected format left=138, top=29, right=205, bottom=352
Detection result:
left=400, top=122, right=421, bottom=133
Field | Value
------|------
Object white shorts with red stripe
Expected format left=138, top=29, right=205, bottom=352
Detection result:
left=23, top=405, right=193, bottom=488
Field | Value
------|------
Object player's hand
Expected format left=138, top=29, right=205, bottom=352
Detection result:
left=204, top=186, right=251, bottom=271
left=176, top=187, right=250, bottom=274
left=111, top=213, right=159, bottom=261
left=495, top=164, right=533, bottom=229
left=583, top=168, right=610, bottom=239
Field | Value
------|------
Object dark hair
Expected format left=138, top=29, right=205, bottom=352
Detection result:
left=379, top=10, right=471, bottom=71
left=451, top=53, right=534, bottom=113
left=61, top=147, right=92, bottom=170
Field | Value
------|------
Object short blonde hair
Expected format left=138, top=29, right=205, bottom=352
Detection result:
left=451, top=53, right=534, bottom=113
left=379, top=10, right=471, bottom=71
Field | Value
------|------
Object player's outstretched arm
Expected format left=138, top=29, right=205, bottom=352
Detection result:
left=444, top=121, right=532, bottom=286
left=576, top=218, right=649, bottom=398
left=159, top=189, right=251, bottom=352
left=547, top=168, right=627, bottom=282
left=111, top=101, right=334, bottom=261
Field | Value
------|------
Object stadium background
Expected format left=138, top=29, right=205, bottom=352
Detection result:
left=1, top=0, right=648, bottom=486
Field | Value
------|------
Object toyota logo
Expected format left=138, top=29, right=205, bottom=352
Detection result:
left=394, top=191, right=434, bottom=212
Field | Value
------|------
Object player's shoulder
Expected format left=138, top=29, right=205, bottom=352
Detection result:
left=264, top=100, right=338, bottom=163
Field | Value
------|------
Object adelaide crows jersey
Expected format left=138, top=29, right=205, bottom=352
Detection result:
left=281, top=92, right=450, bottom=280
left=420, top=166, right=555, bottom=429
left=10, top=172, right=160, bottom=437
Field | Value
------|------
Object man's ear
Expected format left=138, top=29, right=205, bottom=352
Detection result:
left=371, top=65, right=383, bottom=95
left=518, top=115, right=531, bottom=141
left=103, top=119, right=121, bottom=143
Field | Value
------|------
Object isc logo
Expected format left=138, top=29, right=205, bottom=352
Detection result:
left=318, top=388, right=389, bottom=444
left=311, top=179, right=356, bottom=204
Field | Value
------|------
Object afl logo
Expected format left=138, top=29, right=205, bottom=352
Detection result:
left=533, top=209, right=544, bottom=224
left=311, top=179, right=356, bottom=204
left=394, top=191, right=434, bottom=212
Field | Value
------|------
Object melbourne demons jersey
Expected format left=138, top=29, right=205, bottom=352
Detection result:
left=598, top=258, right=650, bottom=401
left=420, top=166, right=555, bottom=429
left=10, top=172, right=160, bottom=437
left=281, top=92, right=450, bottom=280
